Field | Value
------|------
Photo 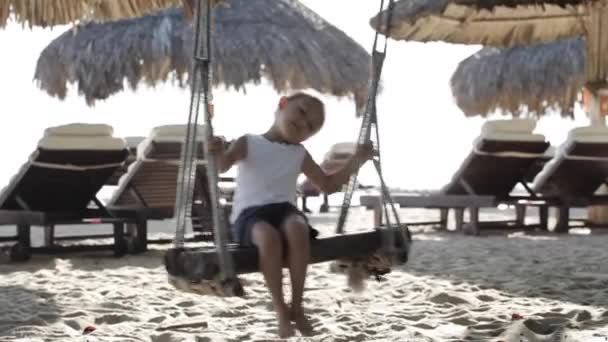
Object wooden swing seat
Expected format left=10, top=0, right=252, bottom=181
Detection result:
left=164, top=226, right=410, bottom=281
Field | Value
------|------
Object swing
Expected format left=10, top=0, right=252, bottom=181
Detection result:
left=164, top=0, right=411, bottom=297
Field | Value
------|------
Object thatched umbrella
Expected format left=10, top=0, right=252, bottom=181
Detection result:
left=370, top=0, right=608, bottom=116
left=371, top=0, right=608, bottom=223
left=34, top=1, right=370, bottom=113
left=369, top=0, right=591, bottom=47
left=451, top=38, right=584, bottom=117
left=0, top=0, right=217, bottom=28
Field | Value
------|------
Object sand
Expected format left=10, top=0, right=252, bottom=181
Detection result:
left=1, top=205, right=608, bottom=341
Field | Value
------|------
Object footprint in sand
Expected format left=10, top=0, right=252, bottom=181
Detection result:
left=23, top=316, right=46, bottom=326
left=390, top=324, right=406, bottom=331
left=94, top=313, right=140, bottom=325
left=428, top=292, right=469, bottom=305
left=213, top=310, right=246, bottom=318
left=175, top=300, right=196, bottom=308
left=148, top=316, right=166, bottom=324
left=573, top=310, right=592, bottom=322
left=100, top=302, right=132, bottom=311
left=336, top=314, right=355, bottom=323
left=63, top=310, right=88, bottom=318
left=413, top=322, right=434, bottom=330
left=471, top=322, right=505, bottom=331
left=402, top=314, right=425, bottom=321
left=476, top=294, right=495, bottom=302
left=38, top=313, right=60, bottom=323
left=150, top=332, right=181, bottom=342
left=450, top=317, right=476, bottom=326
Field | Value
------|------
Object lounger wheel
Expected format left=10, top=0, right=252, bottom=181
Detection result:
left=113, top=238, right=128, bottom=257
left=9, top=243, right=31, bottom=262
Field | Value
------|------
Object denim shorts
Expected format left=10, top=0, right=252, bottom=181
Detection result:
left=231, top=202, right=319, bottom=247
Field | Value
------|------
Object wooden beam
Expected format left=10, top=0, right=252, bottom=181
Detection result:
left=359, top=194, right=495, bottom=209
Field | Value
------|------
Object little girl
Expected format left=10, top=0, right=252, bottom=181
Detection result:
left=209, top=92, right=372, bottom=338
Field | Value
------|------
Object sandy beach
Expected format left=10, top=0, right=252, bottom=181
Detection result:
left=1, top=203, right=608, bottom=342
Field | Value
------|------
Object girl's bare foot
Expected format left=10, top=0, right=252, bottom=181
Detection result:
left=290, top=307, right=314, bottom=336
left=277, top=308, right=295, bottom=338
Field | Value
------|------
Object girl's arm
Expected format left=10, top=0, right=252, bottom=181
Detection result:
left=301, top=143, right=372, bottom=194
left=211, top=135, right=247, bottom=173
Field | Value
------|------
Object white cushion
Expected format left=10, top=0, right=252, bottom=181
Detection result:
left=567, top=134, right=608, bottom=144
left=324, top=142, right=356, bottom=160
left=37, top=136, right=126, bottom=150
left=149, top=124, right=206, bottom=140
left=481, top=119, right=536, bottom=135
left=567, top=125, right=608, bottom=140
left=477, top=131, right=546, bottom=142
left=44, top=123, right=114, bottom=137
left=137, top=124, right=206, bottom=158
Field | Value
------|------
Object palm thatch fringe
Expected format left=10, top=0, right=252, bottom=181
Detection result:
left=369, top=0, right=593, bottom=46
left=0, top=0, right=225, bottom=28
left=450, top=38, right=584, bottom=117
left=34, top=1, right=370, bottom=114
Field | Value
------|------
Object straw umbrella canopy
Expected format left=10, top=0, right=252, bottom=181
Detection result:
left=369, top=0, right=592, bottom=47
left=451, top=38, right=585, bottom=117
left=34, top=1, right=370, bottom=113
left=0, top=0, right=218, bottom=28
left=370, top=0, right=608, bottom=115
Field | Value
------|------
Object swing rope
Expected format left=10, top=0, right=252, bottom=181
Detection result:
left=335, top=0, right=411, bottom=258
left=336, top=0, right=398, bottom=234
left=173, top=0, right=241, bottom=295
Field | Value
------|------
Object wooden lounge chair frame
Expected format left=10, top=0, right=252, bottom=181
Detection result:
left=0, top=147, right=144, bottom=261
left=360, top=138, right=551, bottom=235
left=107, top=139, right=234, bottom=251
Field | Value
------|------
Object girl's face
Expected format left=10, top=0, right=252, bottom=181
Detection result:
left=276, top=97, right=324, bottom=144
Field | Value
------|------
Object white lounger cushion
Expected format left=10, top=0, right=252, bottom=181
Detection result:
left=566, top=125, right=608, bottom=143
left=38, top=136, right=126, bottom=150
left=533, top=126, right=608, bottom=188
left=481, top=119, right=536, bottom=135
left=476, top=132, right=546, bottom=143
left=38, top=124, right=125, bottom=150
left=324, top=142, right=356, bottom=160
left=150, top=124, right=206, bottom=140
left=44, top=123, right=114, bottom=137
left=137, top=124, right=206, bottom=158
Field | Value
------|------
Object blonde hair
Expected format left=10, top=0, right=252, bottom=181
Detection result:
left=286, top=92, right=325, bottom=131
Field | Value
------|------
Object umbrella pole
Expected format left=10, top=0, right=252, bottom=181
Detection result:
left=583, top=5, right=608, bottom=226
left=585, top=87, right=607, bottom=126
left=584, top=86, right=608, bottom=226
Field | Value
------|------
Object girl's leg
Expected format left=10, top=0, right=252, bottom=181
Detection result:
left=251, top=221, right=293, bottom=338
left=281, top=215, right=314, bottom=335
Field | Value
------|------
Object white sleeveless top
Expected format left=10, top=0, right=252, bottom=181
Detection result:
left=230, top=134, right=306, bottom=223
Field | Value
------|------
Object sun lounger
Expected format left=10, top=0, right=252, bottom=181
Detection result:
left=107, top=125, right=232, bottom=250
left=298, top=142, right=356, bottom=213
left=360, top=119, right=550, bottom=234
left=531, top=125, right=608, bottom=232
left=106, top=136, right=144, bottom=185
left=0, top=123, right=141, bottom=261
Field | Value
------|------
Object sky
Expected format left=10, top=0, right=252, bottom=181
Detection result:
left=0, top=1, right=591, bottom=192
